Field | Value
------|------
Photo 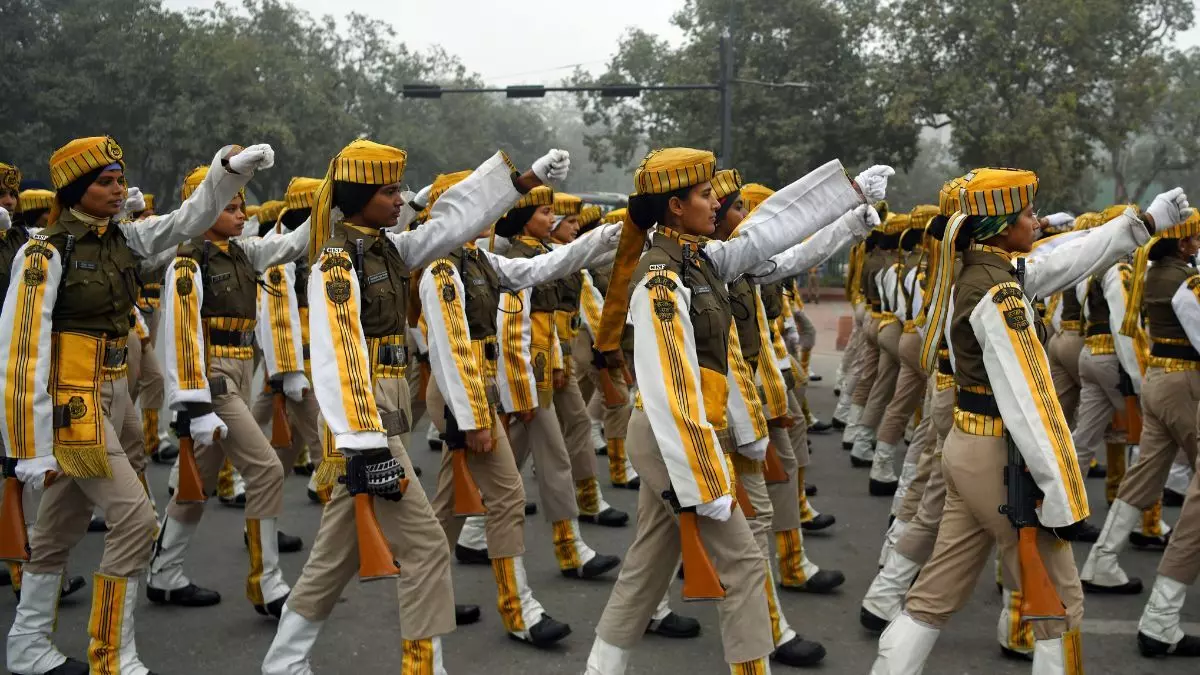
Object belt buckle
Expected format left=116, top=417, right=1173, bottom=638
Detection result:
left=240, top=331, right=255, bottom=347
left=104, top=346, right=127, bottom=368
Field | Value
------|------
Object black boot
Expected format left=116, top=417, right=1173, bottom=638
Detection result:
left=147, top=582, right=221, bottom=607
left=1129, top=531, right=1170, bottom=551
left=808, top=420, right=833, bottom=434
left=1064, top=519, right=1101, bottom=543
left=454, top=544, right=490, bottom=565
left=868, top=479, right=898, bottom=496
left=801, top=513, right=836, bottom=532
left=242, top=530, right=303, bottom=553
left=1000, top=645, right=1033, bottom=661
left=13, top=657, right=90, bottom=675
left=1139, top=631, right=1200, bottom=657
left=1088, top=463, right=1107, bottom=479
left=512, top=614, right=571, bottom=648
left=562, top=553, right=621, bottom=579
left=594, top=444, right=608, bottom=456
left=455, top=603, right=481, bottom=626
left=859, top=607, right=888, bottom=632
left=524, top=502, right=538, bottom=516
left=293, top=463, right=315, bottom=477
left=254, top=593, right=288, bottom=619
left=88, top=515, right=108, bottom=532
left=1164, top=489, right=1186, bottom=507
left=1082, top=577, right=1144, bottom=594
left=804, top=483, right=817, bottom=497
left=781, top=569, right=845, bottom=594
left=579, top=507, right=629, bottom=527
left=60, top=575, right=87, bottom=599
left=645, top=611, right=701, bottom=638
left=831, top=417, right=846, bottom=430
left=772, top=635, right=827, bottom=667
left=612, top=476, right=641, bottom=490
left=307, top=487, right=323, bottom=504
left=151, top=444, right=179, bottom=464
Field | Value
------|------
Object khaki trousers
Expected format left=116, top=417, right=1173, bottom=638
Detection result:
left=894, top=385, right=938, bottom=523
left=250, top=386, right=323, bottom=472
left=860, top=320, right=903, bottom=430
left=851, top=316, right=882, bottom=406
left=1047, top=331, right=1083, bottom=428
left=876, top=332, right=927, bottom=445
left=165, top=356, right=284, bottom=523
left=406, top=353, right=427, bottom=429
left=509, top=405, right=579, bottom=523
left=287, top=376, right=456, bottom=640
left=27, top=377, right=158, bottom=577
left=894, top=384, right=954, bottom=564
left=1116, top=368, right=1200, bottom=509
left=767, top=399, right=804, bottom=533
left=905, top=427, right=1085, bottom=638
left=786, top=390, right=809, bottom=468
left=426, top=376, right=525, bottom=559
left=1159, top=431, right=1200, bottom=585
left=574, top=332, right=635, bottom=483
left=553, top=367, right=598, bottom=483
left=595, top=408, right=774, bottom=664
left=1073, top=350, right=1123, bottom=467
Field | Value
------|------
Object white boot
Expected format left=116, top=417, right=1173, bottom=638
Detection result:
left=862, top=550, right=921, bottom=626
left=248, top=518, right=291, bottom=611
left=1139, top=575, right=1187, bottom=647
left=869, top=441, right=898, bottom=489
left=491, top=556, right=550, bottom=642
left=851, top=426, right=877, bottom=464
left=585, top=636, right=631, bottom=675
left=590, top=419, right=607, bottom=452
left=997, top=588, right=1034, bottom=658
left=840, top=403, right=864, bottom=447
left=88, top=574, right=152, bottom=675
left=456, top=515, right=488, bottom=552
left=263, top=604, right=322, bottom=675
left=1031, top=632, right=1083, bottom=675
left=148, top=515, right=196, bottom=592
left=870, top=613, right=939, bottom=675
left=1079, top=499, right=1139, bottom=588
left=7, top=570, right=71, bottom=674
left=1166, top=455, right=1193, bottom=496
left=877, top=518, right=908, bottom=568
left=426, top=423, right=443, bottom=449
left=890, top=460, right=919, bottom=516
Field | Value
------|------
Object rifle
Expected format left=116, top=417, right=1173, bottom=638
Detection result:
left=0, top=459, right=29, bottom=563
left=1117, top=368, right=1142, bottom=445
left=663, top=488, right=726, bottom=601
left=734, top=475, right=756, bottom=518
left=763, top=443, right=789, bottom=484
left=268, top=378, right=293, bottom=450
left=443, top=405, right=487, bottom=517
left=592, top=348, right=627, bottom=407
left=172, top=411, right=208, bottom=504
left=341, top=452, right=407, bottom=582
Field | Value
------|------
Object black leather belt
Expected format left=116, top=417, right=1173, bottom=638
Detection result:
left=209, top=329, right=255, bottom=347
left=484, top=341, right=498, bottom=361
left=1151, top=342, right=1200, bottom=362
left=377, top=344, right=408, bottom=366
left=956, top=388, right=1000, bottom=418
left=938, top=357, right=954, bottom=376
left=1085, top=322, right=1110, bottom=337
left=141, top=287, right=161, bottom=299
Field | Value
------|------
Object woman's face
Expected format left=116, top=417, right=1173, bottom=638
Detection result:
left=996, top=205, right=1039, bottom=253
left=551, top=215, right=580, bottom=243
left=713, top=196, right=746, bottom=240
left=670, top=182, right=720, bottom=237
left=522, top=205, right=555, bottom=240
left=78, top=169, right=126, bottom=218
left=1180, top=234, right=1200, bottom=259
left=362, top=183, right=405, bottom=228
left=0, top=189, right=17, bottom=213
left=209, top=196, right=246, bottom=238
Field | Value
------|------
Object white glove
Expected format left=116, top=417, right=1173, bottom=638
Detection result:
left=1045, top=212, right=1074, bottom=228
left=226, top=143, right=276, bottom=175
left=848, top=203, right=880, bottom=237
left=531, top=149, right=571, bottom=188
left=1145, top=187, right=1193, bottom=229
left=737, top=437, right=768, bottom=461
left=282, top=372, right=310, bottom=402
left=15, top=455, right=60, bottom=490
left=696, top=494, right=734, bottom=522
left=0, top=207, right=9, bottom=233
left=123, top=187, right=146, bottom=214
left=191, top=412, right=228, bottom=449
left=411, top=184, right=433, bottom=209
left=853, top=165, right=895, bottom=203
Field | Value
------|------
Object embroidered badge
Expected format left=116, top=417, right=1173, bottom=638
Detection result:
left=1189, top=276, right=1200, bottom=292
left=326, top=279, right=351, bottom=304
left=23, top=268, right=44, bottom=286
left=992, top=286, right=1023, bottom=303
left=269, top=269, right=283, bottom=284
left=1004, top=308, right=1030, bottom=331
left=320, top=254, right=353, bottom=272
left=103, top=137, right=123, bottom=161
left=174, top=258, right=198, bottom=272
left=431, top=261, right=454, bottom=277
left=24, top=243, right=51, bottom=259
left=0, top=171, right=18, bottom=193
left=645, top=275, right=677, bottom=291
left=533, top=352, right=547, bottom=383
left=654, top=299, right=676, bottom=321
left=442, top=284, right=456, bottom=303
left=67, top=395, right=87, bottom=420
left=176, top=276, right=193, bottom=296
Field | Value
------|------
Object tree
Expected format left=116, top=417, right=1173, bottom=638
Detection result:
left=571, top=0, right=919, bottom=190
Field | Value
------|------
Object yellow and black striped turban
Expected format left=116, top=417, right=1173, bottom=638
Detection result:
left=258, top=200, right=285, bottom=224
left=711, top=169, right=743, bottom=201
left=601, top=207, right=627, bottom=225
left=285, top=177, right=323, bottom=210
left=553, top=192, right=582, bottom=217
left=49, top=136, right=124, bottom=190
left=633, top=148, right=716, bottom=196
left=17, top=189, right=54, bottom=213
left=309, top=139, right=410, bottom=259
left=513, top=185, right=554, bottom=210
left=741, top=183, right=774, bottom=215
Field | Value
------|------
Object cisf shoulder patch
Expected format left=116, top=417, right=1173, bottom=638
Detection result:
left=442, top=283, right=456, bottom=303
left=1004, top=307, right=1030, bottom=331
left=320, top=254, right=353, bottom=272
left=431, top=261, right=454, bottom=277
left=992, top=285, right=1023, bottom=304
left=645, top=274, right=677, bottom=291
left=1188, top=276, right=1200, bottom=292
left=326, top=278, right=351, bottom=304
left=654, top=299, right=676, bottom=321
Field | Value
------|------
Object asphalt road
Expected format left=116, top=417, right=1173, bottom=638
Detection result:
left=1, top=300, right=1197, bottom=674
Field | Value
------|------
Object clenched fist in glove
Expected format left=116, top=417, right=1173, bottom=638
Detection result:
left=0, top=207, right=9, bottom=233
left=696, top=494, right=734, bottom=522
left=1043, top=212, right=1075, bottom=228
left=1145, top=187, right=1194, bottom=231
left=737, top=437, right=768, bottom=461
left=123, top=187, right=146, bottom=215
left=532, top=149, right=571, bottom=188
left=225, top=144, right=276, bottom=175
left=849, top=203, right=881, bottom=237
left=190, top=412, right=228, bottom=449
left=15, top=455, right=60, bottom=491
left=854, top=165, right=896, bottom=203
left=282, top=372, right=310, bottom=402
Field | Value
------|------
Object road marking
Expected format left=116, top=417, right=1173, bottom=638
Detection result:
left=1083, top=619, right=1200, bottom=635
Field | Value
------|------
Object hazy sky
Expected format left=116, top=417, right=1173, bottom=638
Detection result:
left=165, top=0, right=1200, bottom=84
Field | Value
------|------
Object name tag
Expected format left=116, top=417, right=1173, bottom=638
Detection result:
left=73, top=260, right=97, bottom=270
left=472, top=278, right=486, bottom=286
left=367, top=271, right=390, bottom=285
left=209, top=272, right=231, bottom=283
left=693, top=285, right=712, bottom=294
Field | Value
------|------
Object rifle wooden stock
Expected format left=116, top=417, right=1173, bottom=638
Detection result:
left=0, top=476, right=29, bottom=563
left=621, top=363, right=633, bottom=387
left=1124, top=395, right=1142, bottom=445
left=176, top=438, right=207, bottom=504
left=678, top=510, right=726, bottom=601
left=597, top=367, right=627, bottom=407
left=1016, top=527, right=1066, bottom=621
left=451, top=450, right=487, bottom=517
left=763, top=444, right=788, bottom=484
left=270, top=392, right=292, bottom=449
left=734, top=477, right=756, bottom=518
left=355, top=493, right=403, bottom=581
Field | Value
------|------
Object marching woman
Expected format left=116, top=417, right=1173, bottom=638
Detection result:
left=262, top=140, right=570, bottom=674
left=584, top=147, right=889, bottom=674
left=493, top=187, right=624, bottom=580
left=871, top=169, right=1187, bottom=674
left=3, top=137, right=274, bottom=675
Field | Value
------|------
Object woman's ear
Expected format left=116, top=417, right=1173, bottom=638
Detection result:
left=667, top=195, right=685, bottom=218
